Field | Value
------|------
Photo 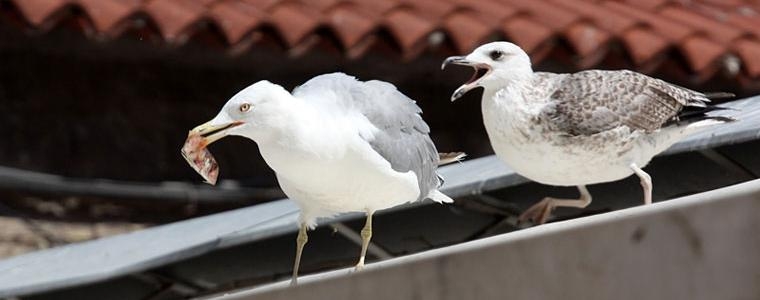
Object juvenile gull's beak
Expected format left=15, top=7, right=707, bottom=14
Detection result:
left=441, top=56, right=492, bottom=102
left=440, top=56, right=471, bottom=70
left=190, top=120, right=244, bottom=146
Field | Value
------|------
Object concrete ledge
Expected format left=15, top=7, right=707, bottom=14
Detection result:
left=211, top=179, right=760, bottom=300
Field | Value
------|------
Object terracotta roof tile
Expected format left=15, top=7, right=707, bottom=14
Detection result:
left=621, top=0, right=670, bottom=11
left=406, top=0, right=457, bottom=21
left=507, top=0, right=583, bottom=31
left=550, top=0, right=639, bottom=34
left=620, top=27, right=669, bottom=66
left=350, top=0, right=402, bottom=15
left=14, top=0, right=67, bottom=26
left=659, top=5, right=746, bottom=43
left=303, top=0, right=344, bottom=11
left=452, top=0, right=519, bottom=25
left=725, top=12, right=760, bottom=37
left=603, top=2, right=696, bottom=42
left=323, top=3, right=375, bottom=48
left=681, top=35, right=725, bottom=73
left=267, top=2, right=321, bottom=46
left=502, top=17, right=554, bottom=55
left=443, top=11, right=492, bottom=53
left=4, top=0, right=760, bottom=84
left=701, top=0, right=747, bottom=6
left=565, top=22, right=612, bottom=68
left=76, top=0, right=141, bottom=33
left=733, top=38, right=760, bottom=77
left=382, top=7, right=434, bottom=55
left=208, top=0, right=264, bottom=44
left=240, top=0, right=281, bottom=11
left=144, top=0, right=207, bottom=42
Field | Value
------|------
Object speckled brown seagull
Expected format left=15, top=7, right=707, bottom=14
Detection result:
left=442, top=41, right=735, bottom=224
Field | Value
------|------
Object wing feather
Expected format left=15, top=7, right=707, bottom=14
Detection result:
left=293, top=72, right=440, bottom=201
left=538, top=70, right=727, bottom=136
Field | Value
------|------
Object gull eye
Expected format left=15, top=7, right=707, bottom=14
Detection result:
left=489, top=50, right=505, bottom=61
left=239, top=103, right=251, bottom=112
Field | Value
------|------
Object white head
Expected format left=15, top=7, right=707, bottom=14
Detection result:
left=441, top=41, right=533, bottom=101
left=189, top=80, right=294, bottom=146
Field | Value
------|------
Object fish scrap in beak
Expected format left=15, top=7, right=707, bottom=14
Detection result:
left=181, top=120, right=243, bottom=185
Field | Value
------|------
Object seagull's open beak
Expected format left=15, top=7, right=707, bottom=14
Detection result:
left=189, top=120, right=244, bottom=146
left=441, top=56, right=471, bottom=70
left=441, top=56, right=492, bottom=102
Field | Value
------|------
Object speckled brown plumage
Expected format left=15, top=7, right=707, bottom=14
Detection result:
left=445, top=41, right=738, bottom=225
left=535, top=70, right=725, bottom=136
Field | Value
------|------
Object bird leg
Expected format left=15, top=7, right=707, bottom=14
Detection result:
left=518, top=185, right=592, bottom=224
left=630, top=163, right=652, bottom=205
left=354, top=211, right=374, bottom=271
left=290, top=223, right=308, bottom=286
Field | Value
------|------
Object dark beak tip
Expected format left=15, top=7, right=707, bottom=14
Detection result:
left=441, top=56, right=465, bottom=71
left=451, top=93, right=461, bottom=102
left=440, top=59, right=452, bottom=71
left=450, top=89, right=464, bottom=102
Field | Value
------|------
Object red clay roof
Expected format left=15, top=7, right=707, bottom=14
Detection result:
left=4, top=0, right=760, bottom=82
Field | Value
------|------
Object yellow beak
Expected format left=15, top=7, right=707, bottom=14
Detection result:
left=189, top=120, right=244, bottom=146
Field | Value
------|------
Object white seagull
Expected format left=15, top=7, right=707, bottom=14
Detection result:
left=186, top=73, right=458, bottom=284
left=442, top=41, right=734, bottom=224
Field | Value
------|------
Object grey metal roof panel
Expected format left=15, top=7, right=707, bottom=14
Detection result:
left=0, top=95, right=758, bottom=297
left=0, top=200, right=301, bottom=297
left=206, top=178, right=760, bottom=300
left=0, top=154, right=513, bottom=298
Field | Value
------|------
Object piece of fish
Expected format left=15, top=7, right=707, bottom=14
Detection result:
left=181, top=132, right=219, bottom=185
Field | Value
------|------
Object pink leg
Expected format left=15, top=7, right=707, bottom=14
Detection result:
left=630, top=163, right=652, bottom=205
left=518, top=185, right=592, bottom=224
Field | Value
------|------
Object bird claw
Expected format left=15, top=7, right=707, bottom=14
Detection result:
left=518, top=198, right=554, bottom=225
left=352, top=262, right=365, bottom=273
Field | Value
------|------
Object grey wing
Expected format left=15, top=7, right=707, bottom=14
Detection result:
left=539, top=70, right=719, bottom=136
left=293, top=73, right=440, bottom=201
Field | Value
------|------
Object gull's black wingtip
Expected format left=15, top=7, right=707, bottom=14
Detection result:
left=704, top=92, right=735, bottom=100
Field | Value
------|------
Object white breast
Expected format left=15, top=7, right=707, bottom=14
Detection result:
left=259, top=134, right=420, bottom=227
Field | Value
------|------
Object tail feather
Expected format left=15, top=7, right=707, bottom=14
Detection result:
left=705, top=115, right=736, bottom=123
left=427, top=189, right=454, bottom=204
left=666, top=90, right=736, bottom=129
left=703, top=92, right=735, bottom=100
left=688, top=116, right=735, bottom=129
left=673, top=92, right=738, bottom=127
left=438, top=152, right=466, bottom=166
left=676, top=105, right=735, bottom=120
left=689, top=91, right=734, bottom=106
